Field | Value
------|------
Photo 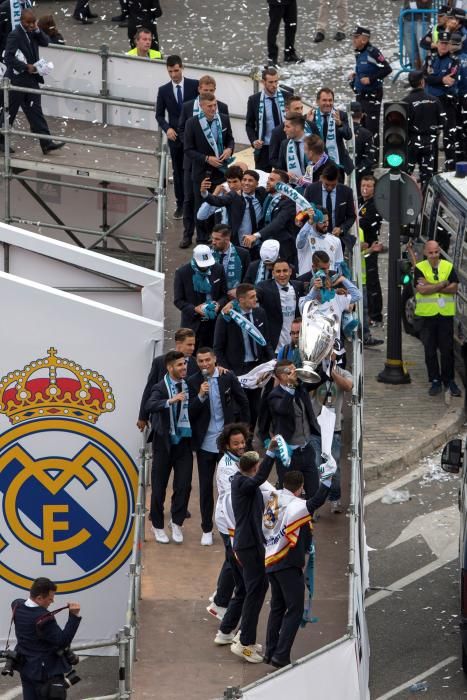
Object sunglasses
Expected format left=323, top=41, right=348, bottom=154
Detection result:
left=433, top=269, right=439, bottom=281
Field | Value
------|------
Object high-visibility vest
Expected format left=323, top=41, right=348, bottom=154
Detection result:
left=359, top=227, right=367, bottom=286
left=126, top=48, right=162, bottom=59
left=414, top=259, right=456, bottom=317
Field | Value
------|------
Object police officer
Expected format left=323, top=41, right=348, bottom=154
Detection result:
left=351, top=101, right=377, bottom=186
left=414, top=240, right=461, bottom=397
left=349, top=26, right=392, bottom=160
left=11, top=577, right=81, bottom=700
left=402, top=70, right=442, bottom=189
left=423, top=30, right=459, bottom=171
left=449, top=32, right=467, bottom=161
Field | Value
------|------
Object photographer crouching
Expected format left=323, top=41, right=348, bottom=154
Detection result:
left=2, top=577, right=81, bottom=699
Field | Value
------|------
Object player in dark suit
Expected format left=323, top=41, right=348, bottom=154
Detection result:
left=155, top=55, right=199, bottom=220
left=305, top=88, right=354, bottom=175
left=177, top=77, right=230, bottom=248
left=184, top=93, right=235, bottom=243
left=210, top=224, right=250, bottom=295
left=256, top=261, right=303, bottom=352
left=173, top=245, right=228, bottom=349
left=304, top=163, right=356, bottom=251
left=4, top=10, right=64, bottom=154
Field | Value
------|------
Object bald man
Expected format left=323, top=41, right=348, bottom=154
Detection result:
left=414, top=240, right=461, bottom=397
left=4, top=9, right=64, bottom=154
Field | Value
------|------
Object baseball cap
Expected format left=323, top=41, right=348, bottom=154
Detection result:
left=192, top=244, right=215, bottom=268
left=260, top=239, right=280, bottom=263
left=353, top=26, right=371, bottom=37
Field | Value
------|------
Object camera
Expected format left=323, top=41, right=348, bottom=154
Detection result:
left=0, top=649, right=21, bottom=676
left=56, top=646, right=79, bottom=666
left=313, top=269, right=327, bottom=280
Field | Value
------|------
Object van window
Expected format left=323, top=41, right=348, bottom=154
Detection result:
left=419, top=186, right=434, bottom=240
left=435, top=202, right=460, bottom=259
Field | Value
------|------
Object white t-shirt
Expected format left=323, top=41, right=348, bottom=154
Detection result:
left=276, top=283, right=297, bottom=352
left=296, top=223, right=344, bottom=275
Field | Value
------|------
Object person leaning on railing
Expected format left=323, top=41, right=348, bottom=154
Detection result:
left=126, top=27, right=162, bottom=59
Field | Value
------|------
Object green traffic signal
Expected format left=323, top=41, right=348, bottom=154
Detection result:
left=398, top=258, right=412, bottom=285
left=386, top=153, right=404, bottom=168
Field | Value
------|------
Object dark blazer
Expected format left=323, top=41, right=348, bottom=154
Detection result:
left=245, top=89, right=289, bottom=144
left=173, top=262, right=228, bottom=333
left=202, top=187, right=267, bottom=246
left=256, top=278, right=303, bottom=351
left=267, top=383, right=320, bottom=442
left=269, top=122, right=286, bottom=167
left=245, top=260, right=296, bottom=284
left=187, top=370, right=250, bottom=450
left=354, top=122, right=377, bottom=178
left=13, top=599, right=81, bottom=682
left=178, top=98, right=230, bottom=168
left=303, top=181, right=356, bottom=250
left=306, top=110, right=354, bottom=175
left=184, top=112, right=235, bottom=184
left=213, top=305, right=274, bottom=374
left=4, top=25, right=49, bottom=86
left=138, top=354, right=198, bottom=422
left=155, top=77, right=199, bottom=133
left=231, top=455, right=275, bottom=551
left=257, top=196, right=298, bottom=265
left=145, top=378, right=191, bottom=453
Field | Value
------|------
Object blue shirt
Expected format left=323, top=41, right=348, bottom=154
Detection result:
left=264, top=93, right=281, bottom=145
left=200, top=369, right=224, bottom=453
left=238, top=193, right=262, bottom=244
left=321, top=186, right=337, bottom=228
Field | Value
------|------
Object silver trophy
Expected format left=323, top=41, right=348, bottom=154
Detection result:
left=296, top=301, right=337, bottom=382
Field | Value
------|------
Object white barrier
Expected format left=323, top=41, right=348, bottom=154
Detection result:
left=0, top=270, right=163, bottom=652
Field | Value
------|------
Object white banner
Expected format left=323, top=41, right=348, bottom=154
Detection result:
left=0, top=271, right=162, bottom=652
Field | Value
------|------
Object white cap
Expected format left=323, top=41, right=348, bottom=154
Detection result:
left=193, top=244, right=215, bottom=268
left=260, top=239, right=280, bottom=263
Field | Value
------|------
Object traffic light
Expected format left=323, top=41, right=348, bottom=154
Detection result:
left=398, top=258, right=412, bottom=286
left=383, top=102, right=408, bottom=171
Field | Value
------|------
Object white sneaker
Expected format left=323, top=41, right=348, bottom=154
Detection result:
left=231, top=640, right=264, bottom=663
left=233, top=630, right=262, bottom=652
left=214, top=630, right=235, bottom=645
left=169, top=520, right=183, bottom=544
left=206, top=603, right=227, bottom=620
left=152, top=527, right=169, bottom=544
left=201, top=531, right=213, bottom=546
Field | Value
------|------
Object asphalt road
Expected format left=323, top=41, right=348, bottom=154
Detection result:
left=366, top=445, right=467, bottom=699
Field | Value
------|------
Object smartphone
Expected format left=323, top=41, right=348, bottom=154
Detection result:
left=204, top=169, right=213, bottom=179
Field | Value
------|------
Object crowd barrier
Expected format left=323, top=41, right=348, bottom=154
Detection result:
left=40, top=44, right=257, bottom=145
left=395, top=8, right=437, bottom=80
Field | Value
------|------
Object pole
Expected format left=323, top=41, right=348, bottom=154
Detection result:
left=377, top=171, right=411, bottom=384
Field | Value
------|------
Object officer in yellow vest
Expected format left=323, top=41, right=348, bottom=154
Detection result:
left=414, top=239, right=460, bottom=396
left=126, top=28, right=162, bottom=59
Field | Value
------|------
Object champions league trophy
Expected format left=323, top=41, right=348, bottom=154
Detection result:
left=296, top=301, right=338, bottom=382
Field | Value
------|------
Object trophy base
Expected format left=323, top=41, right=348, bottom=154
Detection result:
left=295, top=367, right=321, bottom=383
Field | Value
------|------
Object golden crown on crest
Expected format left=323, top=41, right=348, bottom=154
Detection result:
left=0, top=347, right=115, bottom=425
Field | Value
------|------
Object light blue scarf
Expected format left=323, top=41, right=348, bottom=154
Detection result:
left=258, top=89, right=286, bottom=140
left=275, top=182, right=324, bottom=223
left=262, top=193, right=281, bottom=224
left=164, top=374, right=191, bottom=444
left=286, top=139, right=307, bottom=178
left=213, top=244, right=242, bottom=290
left=222, top=300, right=267, bottom=346
left=191, top=259, right=212, bottom=295
left=314, top=109, right=340, bottom=165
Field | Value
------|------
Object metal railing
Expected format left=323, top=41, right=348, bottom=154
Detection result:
left=394, top=8, right=437, bottom=81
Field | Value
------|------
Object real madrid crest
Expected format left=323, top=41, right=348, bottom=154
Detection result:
left=0, top=348, right=137, bottom=593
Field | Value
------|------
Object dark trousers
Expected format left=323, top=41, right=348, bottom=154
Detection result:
left=182, top=165, right=195, bottom=241
left=195, top=318, right=217, bottom=351
left=150, top=438, right=193, bottom=528
left=366, top=253, right=383, bottom=322
left=267, top=0, right=298, bottom=63
left=419, top=314, right=454, bottom=386
left=196, top=449, right=218, bottom=533
left=73, top=0, right=93, bottom=19
left=245, top=386, right=262, bottom=434
left=9, top=90, right=51, bottom=150
left=356, top=90, right=382, bottom=160
left=168, top=140, right=184, bottom=209
left=21, top=678, right=43, bottom=700
left=439, top=93, right=457, bottom=171
left=254, top=144, right=274, bottom=172
left=219, top=545, right=268, bottom=645
left=407, top=137, right=437, bottom=190
left=276, top=442, right=319, bottom=498
left=265, top=567, right=304, bottom=665
left=215, top=532, right=239, bottom=609
left=459, top=94, right=467, bottom=160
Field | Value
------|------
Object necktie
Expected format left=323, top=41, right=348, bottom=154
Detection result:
left=281, top=285, right=289, bottom=292
left=248, top=312, right=257, bottom=360
left=295, top=141, right=302, bottom=171
left=219, top=252, right=226, bottom=267
left=176, top=84, right=183, bottom=110
left=246, top=196, right=258, bottom=232
left=326, top=191, right=333, bottom=232
left=323, top=114, right=329, bottom=142
left=175, top=382, right=183, bottom=421
left=268, top=97, right=280, bottom=127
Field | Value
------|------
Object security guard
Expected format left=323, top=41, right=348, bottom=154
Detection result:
left=423, top=31, right=459, bottom=171
left=402, top=70, right=442, bottom=189
left=414, top=240, right=461, bottom=397
left=349, top=26, right=392, bottom=159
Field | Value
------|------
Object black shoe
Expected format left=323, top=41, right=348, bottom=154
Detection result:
left=283, top=52, right=304, bottom=64
left=112, top=13, right=127, bottom=21
left=87, top=12, right=99, bottom=18
left=179, top=237, right=192, bottom=249
left=270, top=657, right=288, bottom=669
left=448, top=381, right=462, bottom=397
left=42, top=141, right=65, bottom=154
left=185, top=510, right=191, bottom=519
left=173, top=207, right=183, bottom=220
left=74, top=17, right=93, bottom=23
left=334, top=31, right=346, bottom=41
left=265, top=58, right=280, bottom=68
left=313, top=31, right=325, bottom=43
left=429, top=380, right=442, bottom=396
left=118, top=20, right=129, bottom=27
left=363, top=336, right=384, bottom=347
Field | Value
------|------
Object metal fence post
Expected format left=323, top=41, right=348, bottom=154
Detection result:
left=100, top=44, right=110, bottom=124
left=2, top=78, right=11, bottom=223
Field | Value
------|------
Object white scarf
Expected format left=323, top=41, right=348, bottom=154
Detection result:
left=258, top=89, right=286, bottom=140
left=286, top=138, right=307, bottom=178
left=315, top=109, right=340, bottom=166
left=263, top=489, right=312, bottom=567
left=164, top=374, right=191, bottom=444
left=198, top=111, right=223, bottom=158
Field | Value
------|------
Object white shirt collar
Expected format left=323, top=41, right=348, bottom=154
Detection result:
left=25, top=598, right=39, bottom=607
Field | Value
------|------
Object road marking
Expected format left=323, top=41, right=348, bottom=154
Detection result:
left=366, top=556, right=457, bottom=607
left=387, top=505, right=458, bottom=559
left=373, top=655, right=458, bottom=700
left=364, top=464, right=428, bottom=506
left=0, top=685, right=23, bottom=700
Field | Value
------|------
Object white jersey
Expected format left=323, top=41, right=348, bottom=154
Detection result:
left=215, top=452, right=239, bottom=535
left=221, top=477, right=277, bottom=540
left=296, top=224, right=343, bottom=276
left=262, top=488, right=312, bottom=567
